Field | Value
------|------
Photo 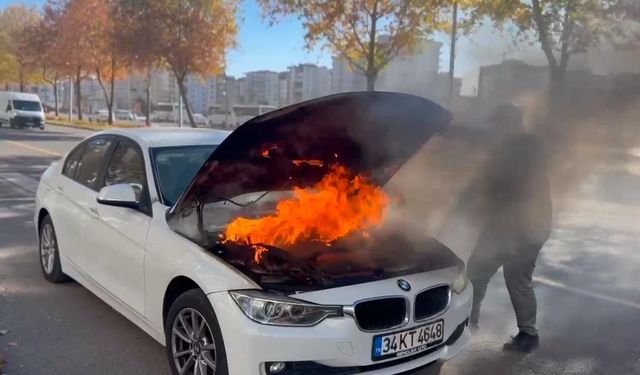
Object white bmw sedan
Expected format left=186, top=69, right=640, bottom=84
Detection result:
left=35, top=92, right=472, bottom=375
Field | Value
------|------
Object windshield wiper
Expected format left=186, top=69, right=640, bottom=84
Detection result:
left=219, top=191, right=270, bottom=207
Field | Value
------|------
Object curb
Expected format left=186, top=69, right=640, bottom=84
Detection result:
left=45, top=120, right=144, bottom=132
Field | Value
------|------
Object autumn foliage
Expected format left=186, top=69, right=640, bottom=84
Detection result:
left=259, top=0, right=446, bottom=91
left=0, top=0, right=237, bottom=127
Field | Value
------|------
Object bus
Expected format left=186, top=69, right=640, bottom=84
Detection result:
left=150, top=102, right=189, bottom=123
left=208, top=104, right=277, bottom=129
left=230, top=104, right=277, bottom=128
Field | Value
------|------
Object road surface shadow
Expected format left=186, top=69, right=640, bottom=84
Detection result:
left=0, top=127, right=85, bottom=143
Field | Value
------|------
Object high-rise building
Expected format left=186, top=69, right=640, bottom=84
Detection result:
left=376, top=40, right=442, bottom=98
left=287, top=64, right=331, bottom=104
left=331, top=57, right=366, bottom=93
left=237, top=77, right=248, bottom=104
left=150, top=69, right=179, bottom=106
left=477, top=59, right=549, bottom=109
left=278, top=72, right=289, bottom=107
left=184, top=75, right=211, bottom=115
left=246, top=70, right=279, bottom=106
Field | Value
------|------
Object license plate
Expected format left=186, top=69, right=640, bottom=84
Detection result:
left=372, top=320, right=444, bottom=361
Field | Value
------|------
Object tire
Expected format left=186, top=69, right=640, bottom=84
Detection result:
left=165, top=289, right=228, bottom=375
left=38, top=215, right=69, bottom=283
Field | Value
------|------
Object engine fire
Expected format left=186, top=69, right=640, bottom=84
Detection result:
left=223, top=164, right=389, bottom=261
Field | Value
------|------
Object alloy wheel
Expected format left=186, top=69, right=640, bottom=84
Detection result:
left=40, top=223, right=56, bottom=275
left=171, top=308, right=217, bottom=375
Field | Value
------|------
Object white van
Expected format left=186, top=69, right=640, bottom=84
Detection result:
left=0, top=92, right=46, bottom=129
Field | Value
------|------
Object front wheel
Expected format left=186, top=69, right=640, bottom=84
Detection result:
left=165, top=289, right=228, bottom=375
left=39, top=215, right=69, bottom=283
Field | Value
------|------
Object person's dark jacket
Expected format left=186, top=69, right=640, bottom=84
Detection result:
left=481, top=133, right=552, bottom=244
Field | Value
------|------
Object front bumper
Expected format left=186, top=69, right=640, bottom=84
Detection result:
left=208, top=283, right=472, bottom=375
left=11, top=116, right=45, bottom=127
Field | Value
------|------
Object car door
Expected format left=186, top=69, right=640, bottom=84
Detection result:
left=49, top=137, right=114, bottom=271
left=48, top=142, right=88, bottom=267
left=85, top=137, right=150, bottom=314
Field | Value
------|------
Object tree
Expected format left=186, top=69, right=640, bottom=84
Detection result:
left=68, top=0, right=129, bottom=124
left=125, top=0, right=237, bottom=127
left=260, top=0, right=446, bottom=91
left=112, top=0, right=164, bottom=126
left=440, top=0, right=484, bottom=104
left=0, top=5, right=42, bottom=91
left=23, top=2, right=68, bottom=117
left=56, top=0, right=97, bottom=120
left=479, top=0, right=622, bottom=101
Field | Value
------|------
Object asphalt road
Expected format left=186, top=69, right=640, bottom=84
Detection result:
left=1, top=124, right=640, bottom=375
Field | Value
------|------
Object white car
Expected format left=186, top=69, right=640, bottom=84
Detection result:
left=115, top=109, right=136, bottom=121
left=89, top=109, right=111, bottom=123
left=34, top=92, right=472, bottom=375
left=192, top=113, right=209, bottom=127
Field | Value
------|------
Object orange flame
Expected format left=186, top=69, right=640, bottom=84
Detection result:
left=253, top=245, right=269, bottom=263
left=224, top=165, right=389, bottom=249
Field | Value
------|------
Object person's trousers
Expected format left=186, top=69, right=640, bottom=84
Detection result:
left=467, top=235, right=544, bottom=336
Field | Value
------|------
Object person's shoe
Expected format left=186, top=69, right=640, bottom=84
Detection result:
left=503, top=332, right=539, bottom=353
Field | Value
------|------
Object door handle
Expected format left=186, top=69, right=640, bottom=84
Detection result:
left=87, top=206, right=99, bottom=218
left=55, top=185, right=64, bottom=194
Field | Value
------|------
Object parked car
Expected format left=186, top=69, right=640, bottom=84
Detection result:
left=89, top=109, right=110, bottom=123
left=192, top=113, right=209, bottom=127
left=0, top=91, right=46, bottom=129
left=115, top=109, right=136, bottom=121
left=34, top=92, right=471, bottom=375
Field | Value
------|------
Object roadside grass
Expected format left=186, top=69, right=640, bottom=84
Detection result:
left=45, top=117, right=146, bottom=131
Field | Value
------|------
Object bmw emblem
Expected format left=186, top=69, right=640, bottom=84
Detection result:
left=397, top=279, right=411, bottom=292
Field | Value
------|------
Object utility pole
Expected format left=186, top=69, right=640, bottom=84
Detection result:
left=68, top=76, right=73, bottom=122
left=178, top=94, right=183, bottom=128
left=448, top=1, right=459, bottom=109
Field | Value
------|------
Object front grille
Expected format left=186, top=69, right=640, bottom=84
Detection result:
left=354, top=297, right=406, bottom=331
left=414, top=285, right=450, bottom=321
left=12, top=116, right=43, bottom=127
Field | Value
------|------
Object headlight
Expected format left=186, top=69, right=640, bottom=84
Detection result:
left=451, top=265, right=469, bottom=294
left=230, top=290, right=342, bottom=326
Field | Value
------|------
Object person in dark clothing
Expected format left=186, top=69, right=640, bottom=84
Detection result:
left=467, top=103, right=552, bottom=353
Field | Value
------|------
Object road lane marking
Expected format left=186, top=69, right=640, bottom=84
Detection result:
left=3, top=140, right=62, bottom=157
left=534, top=275, right=640, bottom=311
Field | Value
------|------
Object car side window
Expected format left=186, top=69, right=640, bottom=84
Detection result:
left=6, top=102, right=11, bottom=112
left=62, top=144, right=85, bottom=179
left=104, top=141, right=149, bottom=212
left=75, top=137, right=113, bottom=191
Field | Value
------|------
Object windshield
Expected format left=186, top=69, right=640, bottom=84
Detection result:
left=13, top=100, right=42, bottom=112
left=151, top=145, right=217, bottom=206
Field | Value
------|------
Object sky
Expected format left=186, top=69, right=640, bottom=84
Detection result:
left=0, top=0, right=557, bottom=94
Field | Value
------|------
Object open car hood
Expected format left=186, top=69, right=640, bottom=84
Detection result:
left=166, top=92, right=454, bottom=292
left=168, top=91, right=451, bottom=218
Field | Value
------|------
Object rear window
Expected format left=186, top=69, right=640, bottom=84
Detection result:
left=151, top=145, right=216, bottom=206
left=75, top=138, right=114, bottom=190
left=62, top=145, right=85, bottom=179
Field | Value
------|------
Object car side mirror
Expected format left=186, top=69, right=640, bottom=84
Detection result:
left=97, top=183, right=140, bottom=209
